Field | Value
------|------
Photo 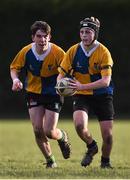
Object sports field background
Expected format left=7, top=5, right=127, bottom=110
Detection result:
left=0, top=1, right=130, bottom=178
left=1, top=0, right=130, bottom=118
left=0, top=119, right=130, bottom=179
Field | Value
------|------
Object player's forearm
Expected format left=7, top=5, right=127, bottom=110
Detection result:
left=81, top=76, right=111, bottom=90
left=10, top=69, right=23, bottom=91
left=69, top=76, right=111, bottom=91
left=10, top=69, right=19, bottom=81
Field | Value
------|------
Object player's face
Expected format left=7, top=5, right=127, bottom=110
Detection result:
left=32, top=30, right=50, bottom=51
left=80, top=27, right=95, bottom=47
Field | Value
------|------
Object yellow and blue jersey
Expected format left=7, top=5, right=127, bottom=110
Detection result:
left=10, top=42, right=65, bottom=95
left=58, top=41, right=114, bottom=95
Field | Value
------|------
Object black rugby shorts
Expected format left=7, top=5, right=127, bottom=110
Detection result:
left=72, top=94, right=115, bottom=121
left=26, top=92, right=64, bottom=113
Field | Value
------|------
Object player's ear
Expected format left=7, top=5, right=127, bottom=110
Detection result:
left=32, top=35, right=35, bottom=42
left=48, top=34, right=51, bottom=41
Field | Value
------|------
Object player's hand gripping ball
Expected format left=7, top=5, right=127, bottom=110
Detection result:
left=56, top=77, right=76, bottom=96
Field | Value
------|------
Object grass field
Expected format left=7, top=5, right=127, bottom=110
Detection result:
left=0, top=119, right=130, bottom=179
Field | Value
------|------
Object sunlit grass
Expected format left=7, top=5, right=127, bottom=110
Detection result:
left=0, top=119, right=130, bottom=179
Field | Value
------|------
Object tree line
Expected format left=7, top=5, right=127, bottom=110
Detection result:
left=0, top=0, right=130, bottom=118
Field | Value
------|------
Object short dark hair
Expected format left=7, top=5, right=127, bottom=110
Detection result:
left=31, top=21, right=51, bottom=35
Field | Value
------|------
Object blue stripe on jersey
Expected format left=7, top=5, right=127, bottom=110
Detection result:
left=41, top=74, right=58, bottom=95
left=72, top=46, right=89, bottom=74
left=25, top=49, right=42, bottom=76
left=90, top=74, right=114, bottom=95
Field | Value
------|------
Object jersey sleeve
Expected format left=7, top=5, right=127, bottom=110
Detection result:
left=100, top=48, right=113, bottom=76
left=10, top=45, right=31, bottom=72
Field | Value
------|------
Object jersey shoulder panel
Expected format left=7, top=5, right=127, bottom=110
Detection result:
left=50, top=43, right=65, bottom=66
left=10, top=44, right=32, bottom=70
left=51, top=43, right=65, bottom=53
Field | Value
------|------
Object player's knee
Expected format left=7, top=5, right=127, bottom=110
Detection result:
left=44, top=129, right=53, bottom=139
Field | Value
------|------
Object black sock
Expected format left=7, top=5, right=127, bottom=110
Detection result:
left=87, top=140, right=97, bottom=148
left=101, top=156, right=110, bottom=164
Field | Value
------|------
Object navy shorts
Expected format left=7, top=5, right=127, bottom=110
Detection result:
left=72, top=94, right=115, bottom=121
left=26, top=92, right=64, bottom=113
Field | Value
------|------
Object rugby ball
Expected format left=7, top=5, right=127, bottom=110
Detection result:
left=56, top=77, right=76, bottom=96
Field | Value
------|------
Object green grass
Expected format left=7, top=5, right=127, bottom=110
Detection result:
left=0, top=119, right=130, bottom=179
